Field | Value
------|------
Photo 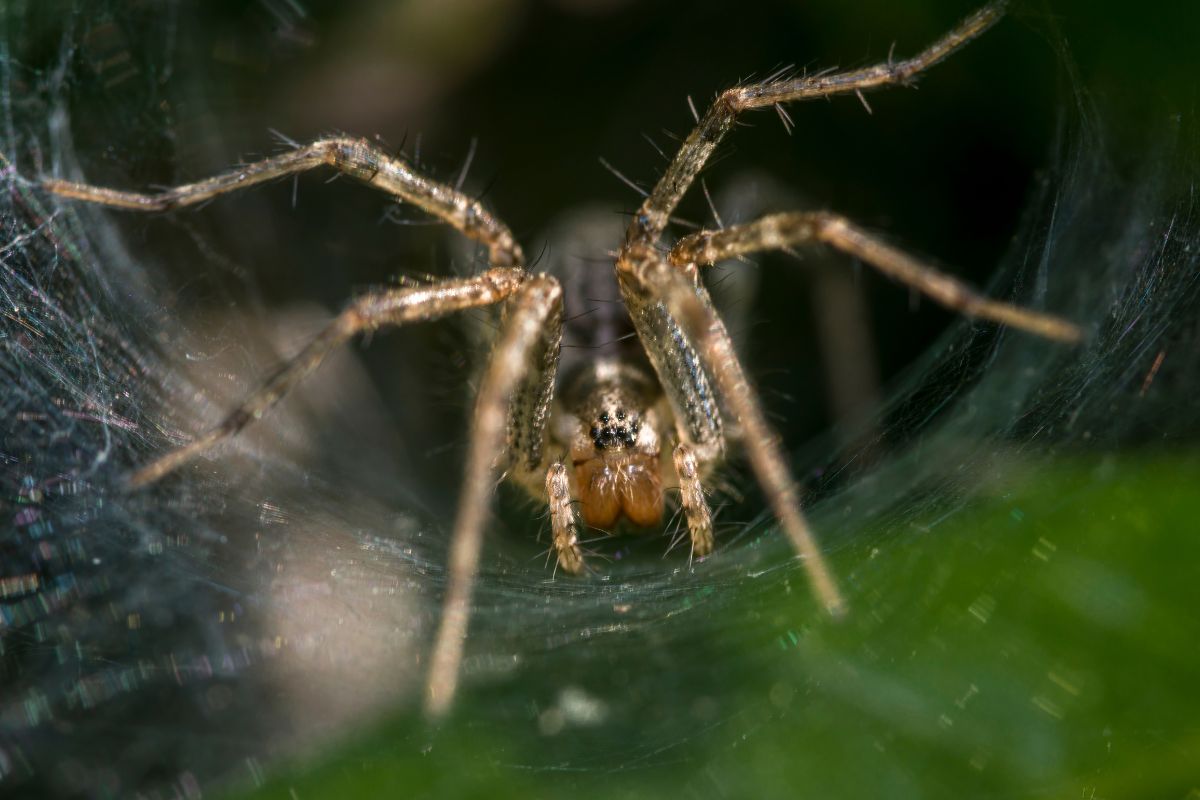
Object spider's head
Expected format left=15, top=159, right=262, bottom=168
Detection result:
left=566, top=381, right=664, bottom=530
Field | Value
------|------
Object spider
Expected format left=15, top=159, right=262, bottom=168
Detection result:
left=42, top=0, right=1080, bottom=719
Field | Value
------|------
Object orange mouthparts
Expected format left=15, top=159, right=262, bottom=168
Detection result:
left=575, top=453, right=663, bottom=529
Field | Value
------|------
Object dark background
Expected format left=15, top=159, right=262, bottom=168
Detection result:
left=24, top=0, right=1197, bottom=503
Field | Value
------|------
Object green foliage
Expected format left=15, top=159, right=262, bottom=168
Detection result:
left=234, top=454, right=1199, bottom=799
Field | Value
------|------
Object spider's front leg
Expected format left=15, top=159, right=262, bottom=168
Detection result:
left=94, top=265, right=559, bottom=720
left=618, top=244, right=845, bottom=616
left=425, top=275, right=564, bottom=718
left=622, top=0, right=1007, bottom=248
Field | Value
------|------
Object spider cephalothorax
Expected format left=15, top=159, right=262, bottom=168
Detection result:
left=42, top=0, right=1080, bottom=718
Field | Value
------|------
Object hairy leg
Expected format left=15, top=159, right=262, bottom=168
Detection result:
left=545, top=462, right=584, bottom=574
left=622, top=1, right=1006, bottom=250
left=128, top=269, right=525, bottom=487
left=425, top=276, right=564, bottom=718
left=673, top=443, right=714, bottom=558
left=46, top=134, right=570, bottom=719
left=670, top=211, right=1083, bottom=342
left=620, top=245, right=845, bottom=615
left=44, top=137, right=523, bottom=267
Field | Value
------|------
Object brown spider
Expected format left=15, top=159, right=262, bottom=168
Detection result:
left=42, top=0, right=1080, bottom=719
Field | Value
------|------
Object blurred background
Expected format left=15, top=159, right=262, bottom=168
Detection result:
left=2, top=1, right=1198, bottom=797
left=20, top=0, right=1181, bottom=469
left=14, top=0, right=1196, bottom=484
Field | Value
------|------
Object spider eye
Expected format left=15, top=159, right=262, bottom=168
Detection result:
left=615, top=408, right=626, bottom=421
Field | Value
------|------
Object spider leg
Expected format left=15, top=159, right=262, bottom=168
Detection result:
left=545, top=462, right=585, bottom=574
left=49, top=135, right=562, bottom=719
left=622, top=1, right=1006, bottom=249
left=670, top=211, right=1083, bottom=342
left=619, top=245, right=844, bottom=615
left=43, top=137, right=523, bottom=266
left=127, top=268, right=525, bottom=487
left=673, top=443, right=714, bottom=558
left=425, top=276, right=564, bottom=718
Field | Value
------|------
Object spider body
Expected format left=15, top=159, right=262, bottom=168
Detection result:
left=41, top=0, right=1080, bottom=718
left=536, top=250, right=672, bottom=534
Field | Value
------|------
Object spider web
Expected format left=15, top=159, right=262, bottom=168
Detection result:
left=2, top=1, right=1198, bottom=798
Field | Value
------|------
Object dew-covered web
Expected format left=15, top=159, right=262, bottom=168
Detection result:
left=2, top=1, right=1198, bottom=798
